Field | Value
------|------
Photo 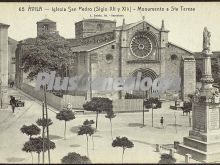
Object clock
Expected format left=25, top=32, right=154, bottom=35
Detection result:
left=130, top=32, right=153, bottom=58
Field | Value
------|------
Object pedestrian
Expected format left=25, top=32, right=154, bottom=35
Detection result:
left=10, top=81, right=14, bottom=88
left=10, top=96, right=16, bottom=113
left=160, top=117, right=164, bottom=129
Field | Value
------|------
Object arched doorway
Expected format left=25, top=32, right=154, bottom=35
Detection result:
left=126, top=68, right=158, bottom=99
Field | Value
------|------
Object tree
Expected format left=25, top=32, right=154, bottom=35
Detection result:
left=83, top=97, right=113, bottom=129
left=83, top=119, right=95, bottom=150
left=36, top=118, right=53, bottom=127
left=77, top=125, right=95, bottom=156
left=112, top=137, right=134, bottom=163
left=19, top=33, right=75, bottom=80
left=212, top=59, right=220, bottom=83
left=105, top=110, right=116, bottom=140
left=61, top=152, right=91, bottom=164
left=158, top=153, right=176, bottom=164
left=56, top=110, right=75, bottom=140
left=20, top=124, right=41, bottom=139
left=22, top=137, right=55, bottom=163
left=36, top=117, right=53, bottom=163
left=83, top=119, right=95, bottom=126
left=144, top=97, right=161, bottom=127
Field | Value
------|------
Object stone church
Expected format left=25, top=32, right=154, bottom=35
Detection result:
left=69, top=18, right=196, bottom=100
left=18, top=18, right=197, bottom=101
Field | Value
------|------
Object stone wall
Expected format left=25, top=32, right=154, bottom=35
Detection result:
left=113, top=99, right=143, bottom=112
left=20, top=83, right=145, bottom=112
left=63, top=95, right=85, bottom=109
left=182, top=57, right=196, bottom=100
left=75, top=20, right=116, bottom=39
left=20, top=83, right=63, bottom=110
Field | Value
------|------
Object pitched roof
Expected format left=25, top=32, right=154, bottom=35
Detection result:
left=115, top=21, right=142, bottom=30
left=37, top=18, right=56, bottom=23
left=168, top=42, right=194, bottom=55
left=115, top=20, right=168, bottom=32
left=8, top=37, right=18, bottom=45
left=71, top=40, right=115, bottom=53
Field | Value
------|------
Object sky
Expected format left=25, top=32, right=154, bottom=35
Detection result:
left=0, top=2, right=220, bottom=52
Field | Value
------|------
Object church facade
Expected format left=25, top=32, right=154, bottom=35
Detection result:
left=68, top=18, right=196, bottom=101
left=17, top=18, right=197, bottom=101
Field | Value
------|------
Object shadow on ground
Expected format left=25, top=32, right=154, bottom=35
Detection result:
left=166, top=124, right=182, bottom=127
left=69, top=144, right=81, bottom=148
left=49, top=134, right=63, bottom=140
left=128, top=123, right=143, bottom=128
left=93, top=135, right=103, bottom=138
left=6, top=157, right=25, bottom=162
left=70, top=125, right=82, bottom=134
left=131, top=139, right=155, bottom=148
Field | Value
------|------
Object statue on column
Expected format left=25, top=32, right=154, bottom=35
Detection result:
left=203, top=27, right=211, bottom=52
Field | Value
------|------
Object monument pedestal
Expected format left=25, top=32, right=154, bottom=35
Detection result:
left=178, top=99, right=220, bottom=162
left=178, top=27, right=220, bottom=163
left=178, top=130, right=220, bottom=162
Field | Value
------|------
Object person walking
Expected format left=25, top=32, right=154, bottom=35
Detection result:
left=160, top=117, right=164, bottom=129
left=10, top=81, right=14, bottom=88
left=10, top=96, right=16, bottom=113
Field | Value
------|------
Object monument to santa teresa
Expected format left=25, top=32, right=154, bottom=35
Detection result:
left=178, top=27, right=220, bottom=162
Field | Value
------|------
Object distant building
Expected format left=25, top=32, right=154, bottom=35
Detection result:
left=0, top=23, right=17, bottom=83
left=0, top=23, right=17, bottom=108
left=36, top=18, right=58, bottom=36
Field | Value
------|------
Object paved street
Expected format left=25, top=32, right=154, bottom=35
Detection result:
left=0, top=88, right=199, bottom=163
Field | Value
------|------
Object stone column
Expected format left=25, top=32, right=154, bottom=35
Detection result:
left=0, top=23, right=9, bottom=109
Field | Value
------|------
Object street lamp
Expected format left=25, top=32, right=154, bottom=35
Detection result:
left=152, top=103, right=156, bottom=127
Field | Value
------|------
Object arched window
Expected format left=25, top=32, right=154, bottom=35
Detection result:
left=171, top=54, right=178, bottom=61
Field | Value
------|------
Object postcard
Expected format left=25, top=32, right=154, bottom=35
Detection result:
left=0, top=2, right=220, bottom=164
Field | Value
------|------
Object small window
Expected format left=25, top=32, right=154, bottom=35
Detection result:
left=147, top=27, right=150, bottom=31
left=111, top=45, right=115, bottom=49
left=43, top=24, right=49, bottom=31
left=105, top=54, right=113, bottom=64
left=171, top=54, right=178, bottom=61
left=11, top=57, right=16, bottom=64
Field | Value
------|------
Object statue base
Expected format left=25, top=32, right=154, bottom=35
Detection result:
left=178, top=130, right=220, bottom=162
left=177, top=98, right=220, bottom=162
